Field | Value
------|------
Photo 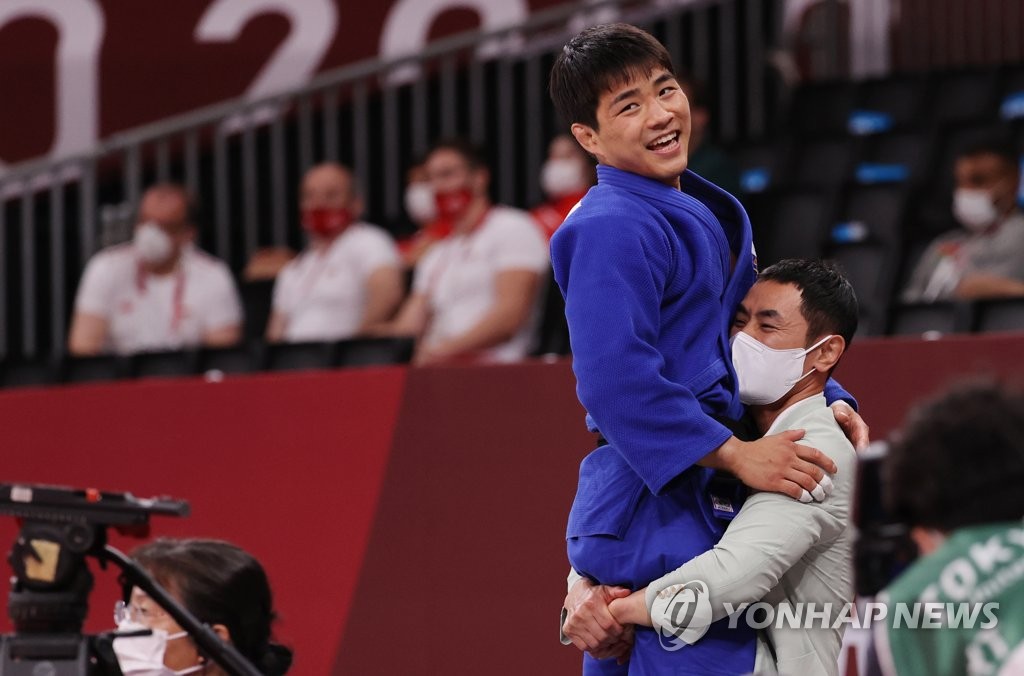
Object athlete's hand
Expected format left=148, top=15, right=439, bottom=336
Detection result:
left=562, top=577, right=632, bottom=654
left=720, top=431, right=837, bottom=502
left=831, top=401, right=870, bottom=451
left=590, top=625, right=635, bottom=665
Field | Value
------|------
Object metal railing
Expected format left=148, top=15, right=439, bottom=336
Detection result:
left=0, top=0, right=782, bottom=361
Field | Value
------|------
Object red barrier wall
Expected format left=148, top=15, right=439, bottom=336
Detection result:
left=0, top=367, right=408, bottom=675
left=1, top=333, right=1023, bottom=674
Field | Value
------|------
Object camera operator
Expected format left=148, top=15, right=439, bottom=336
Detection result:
left=875, top=383, right=1024, bottom=675
left=113, top=539, right=291, bottom=676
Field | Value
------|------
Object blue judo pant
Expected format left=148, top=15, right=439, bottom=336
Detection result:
left=567, top=466, right=756, bottom=676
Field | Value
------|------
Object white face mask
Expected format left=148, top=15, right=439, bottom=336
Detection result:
left=404, top=182, right=437, bottom=223
left=731, top=331, right=833, bottom=405
left=134, top=222, right=175, bottom=264
left=953, top=188, right=999, bottom=233
left=113, top=619, right=202, bottom=676
left=541, top=158, right=587, bottom=198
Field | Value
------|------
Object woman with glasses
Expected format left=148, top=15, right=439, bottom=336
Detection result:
left=113, top=538, right=292, bottom=675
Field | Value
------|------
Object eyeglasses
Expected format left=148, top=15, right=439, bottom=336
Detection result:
left=114, top=599, right=168, bottom=626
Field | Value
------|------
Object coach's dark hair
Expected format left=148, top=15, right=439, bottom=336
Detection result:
left=549, top=23, right=675, bottom=129
left=129, top=538, right=293, bottom=675
left=883, top=382, right=1024, bottom=531
left=428, top=137, right=488, bottom=170
left=758, top=258, right=859, bottom=347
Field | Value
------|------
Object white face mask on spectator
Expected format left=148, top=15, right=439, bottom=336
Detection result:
left=953, top=188, right=999, bottom=233
left=541, top=158, right=587, bottom=198
left=113, top=619, right=202, bottom=676
left=731, top=331, right=832, bottom=405
left=404, top=182, right=437, bottom=223
left=134, top=222, right=175, bottom=264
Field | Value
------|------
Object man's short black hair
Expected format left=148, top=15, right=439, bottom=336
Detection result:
left=549, top=23, right=675, bottom=130
left=956, top=134, right=1020, bottom=169
left=428, top=137, right=488, bottom=170
left=757, top=258, right=859, bottom=347
left=884, top=382, right=1024, bottom=531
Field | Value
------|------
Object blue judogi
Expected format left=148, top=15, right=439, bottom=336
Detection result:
left=551, top=166, right=852, bottom=675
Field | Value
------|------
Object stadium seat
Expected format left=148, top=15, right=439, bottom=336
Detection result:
left=131, top=350, right=197, bottom=379
left=974, top=298, right=1024, bottom=333
left=837, top=185, right=908, bottom=245
left=337, top=337, right=415, bottom=367
left=790, top=138, right=856, bottom=189
left=749, top=189, right=832, bottom=267
left=929, top=70, right=998, bottom=125
left=533, top=274, right=570, bottom=357
left=265, top=341, right=337, bottom=372
left=858, top=131, right=931, bottom=184
left=888, top=301, right=972, bottom=337
left=196, top=345, right=259, bottom=376
left=240, top=279, right=276, bottom=341
left=59, top=355, right=129, bottom=384
left=0, top=358, right=56, bottom=389
left=857, top=75, right=927, bottom=129
left=828, top=243, right=899, bottom=335
left=787, top=81, right=859, bottom=137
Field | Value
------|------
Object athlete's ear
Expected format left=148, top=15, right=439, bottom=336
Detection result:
left=571, top=123, right=601, bottom=159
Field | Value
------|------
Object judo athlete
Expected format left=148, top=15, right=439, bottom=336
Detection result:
left=548, top=24, right=868, bottom=674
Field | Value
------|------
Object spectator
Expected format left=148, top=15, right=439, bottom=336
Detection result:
left=115, top=538, right=291, bottom=675
left=531, top=134, right=594, bottom=241
left=874, top=383, right=1024, bottom=675
left=903, top=138, right=1024, bottom=302
left=679, top=76, right=741, bottom=196
left=68, top=183, right=242, bottom=356
left=374, top=138, right=549, bottom=364
left=266, top=162, right=403, bottom=343
left=397, top=161, right=453, bottom=268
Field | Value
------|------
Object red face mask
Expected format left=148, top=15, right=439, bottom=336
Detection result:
left=301, top=207, right=353, bottom=237
left=434, top=188, right=474, bottom=222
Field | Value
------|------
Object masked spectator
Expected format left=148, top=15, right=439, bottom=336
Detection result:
left=531, top=134, right=594, bottom=240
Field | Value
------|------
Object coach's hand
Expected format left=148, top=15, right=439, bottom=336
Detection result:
left=563, top=577, right=631, bottom=655
left=714, top=432, right=837, bottom=502
left=831, top=400, right=870, bottom=451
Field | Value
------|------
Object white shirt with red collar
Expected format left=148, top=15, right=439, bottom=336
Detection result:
left=272, top=222, right=400, bottom=343
left=413, top=206, right=550, bottom=363
left=73, top=243, right=242, bottom=355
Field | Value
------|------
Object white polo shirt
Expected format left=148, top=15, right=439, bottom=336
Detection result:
left=272, top=222, right=400, bottom=342
left=73, top=243, right=242, bottom=355
left=413, top=206, right=550, bottom=363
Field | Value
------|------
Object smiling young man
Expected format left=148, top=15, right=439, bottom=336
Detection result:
left=548, top=24, right=866, bottom=675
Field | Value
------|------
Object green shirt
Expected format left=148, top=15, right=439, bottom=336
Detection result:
left=876, top=520, right=1024, bottom=676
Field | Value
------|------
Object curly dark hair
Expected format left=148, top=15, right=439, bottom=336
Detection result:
left=883, top=382, right=1024, bottom=531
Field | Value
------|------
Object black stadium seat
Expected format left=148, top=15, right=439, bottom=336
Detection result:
left=240, top=279, right=276, bottom=341
left=59, top=355, right=129, bottom=384
left=131, top=350, right=197, bottom=379
left=337, top=337, right=415, bottom=367
left=197, top=345, right=259, bottom=375
left=930, top=70, right=998, bottom=125
left=0, top=358, right=56, bottom=389
left=888, top=302, right=971, bottom=337
left=838, top=185, right=908, bottom=245
left=265, top=341, right=337, bottom=372
left=974, top=298, right=1024, bottom=334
